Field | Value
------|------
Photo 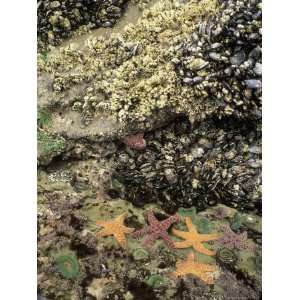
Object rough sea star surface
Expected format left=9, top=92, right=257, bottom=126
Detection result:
left=96, top=213, right=135, bottom=248
left=132, top=210, right=179, bottom=248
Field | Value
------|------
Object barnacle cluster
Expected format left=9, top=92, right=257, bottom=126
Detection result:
left=38, top=0, right=261, bottom=135
left=38, top=0, right=219, bottom=129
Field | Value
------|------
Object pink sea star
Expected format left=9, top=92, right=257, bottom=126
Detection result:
left=218, top=225, right=251, bottom=251
left=132, top=210, right=180, bottom=248
left=122, top=133, right=146, bottom=150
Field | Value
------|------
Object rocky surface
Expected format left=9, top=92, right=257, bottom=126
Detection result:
left=37, top=0, right=262, bottom=299
left=38, top=0, right=130, bottom=49
left=112, top=116, right=261, bottom=214
left=37, top=0, right=261, bottom=160
left=38, top=161, right=261, bottom=299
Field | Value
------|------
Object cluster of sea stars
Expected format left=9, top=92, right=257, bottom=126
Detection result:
left=95, top=210, right=226, bottom=284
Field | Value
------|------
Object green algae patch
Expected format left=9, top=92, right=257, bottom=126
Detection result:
left=38, top=110, right=52, bottom=128
left=38, top=130, right=66, bottom=155
left=38, top=130, right=68, bottom=165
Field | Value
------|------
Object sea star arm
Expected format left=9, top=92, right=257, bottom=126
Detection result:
left=199, top=233, right=220, bottom=242
left=186, top=251, right=195, bottom=261
left=160, top=231, right=175, bottom=248
left=96, top=220, right=109, bottom=227
left=115, top=212, right=127, bottom=223
left=173, top=240, right=192, bottom=249
left=114, top=232, right=127, bottom=248
left=132, top=225, right=149, bottom=239
left=123, top=226, right=135, bottom=234
left=169, top=270, right=183, bottom=278
left=193, top=242, right=216, bottom=256
left=172, top=228, right=190, bottom=239
left=143, top=233, right=158, bottom=248
left=185, top=217, right=198, bottom=233
left=161, top=214, right=179, bottom=229
left=199, top=264, right=218, bottom=272
left=147, top=210, right=159, bottom=226
left=199, top=273, right=214, bottom=285
left=97, top=227, right=112, bottom=237
left=240, top=231, right=248, bottom=241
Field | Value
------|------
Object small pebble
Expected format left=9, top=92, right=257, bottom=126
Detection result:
left=245, top=79, right=262, bottom=89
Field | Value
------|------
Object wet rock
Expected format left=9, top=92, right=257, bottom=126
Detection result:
left=248, top=145, right=261, bottom=154
left=209, top=52, right=221, bottom=61
left=215, top=270, right=260, bottom=300
left=245, top=79, right=262, bottom=89
left=183, top=77, right=194, bottom=85
left=187, top=58, right=208, bottom=71
left=191, top=147, right=204, bottom=159
left=164, top=168, right=178, bottom=185
left=210, top=42, right=222, bottom=50
left=71, top=231, right=98, bottom=255
left=230, top=51, right=246, bottom=66
left=253, top=62, right=262, bottom=75
left=193, top=76, right=204, bottom=84
left=103, top=21, right=113, bottom=28
left=38, top=0, right=129, bottom=48
left=248, top=159, right=261, bottom=168
left=113, top=117, right=261, bottom=214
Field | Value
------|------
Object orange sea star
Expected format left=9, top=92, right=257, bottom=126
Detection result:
left=96, top=213, right=134, bottom=248
left=170, top=252, right=218, bottom=285
left=172, top=217, right=219, bottom=256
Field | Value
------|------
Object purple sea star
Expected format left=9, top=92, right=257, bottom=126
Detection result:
left=218, top=225, right=251, bottom=251
left=132, top=210, right=180, bottom=248
left=122, top=133, right=146, bottom=150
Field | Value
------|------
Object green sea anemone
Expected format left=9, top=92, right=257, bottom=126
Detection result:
left=177, top=207, right=197, bottom=219
left=133, top=248, right=149, bottom=261
left=55, top=253, right=79, bottom=279
left=194, top=217, right=213, bottom=233
left=231, top=213, right=243, bottom=231
left=216, top=248, right=237, bottom=266
left=146, top=274, right=166, bottom=288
